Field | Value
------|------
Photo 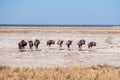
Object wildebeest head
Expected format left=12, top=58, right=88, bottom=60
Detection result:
left=47, top=40, right=55, bottom=46
left=28, top=40, right=33, bottom=49
left=78, top=39, right=85, bottom=46
left=66, top=40, right=72, bottom=45
left=57, top=40, right=64, bottom=48
left=92, top=42, right=96, bottom=46
left=77, top=39, right=85, bottom=50
left=18, top=40, right=27, bottom=51
left=66, top=40, right=73, bottom=49
left=34, top=39, right=40, bottom=49
left=88, top=41, right=96, bottom=48
left=80, top=39, right=85, bottom=45
left=28, top=40, right=33, bottom=45
left=21, top=40, right=27, bottom=46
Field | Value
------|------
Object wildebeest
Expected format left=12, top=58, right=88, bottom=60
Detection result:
left=28, top=40, right=33, bottom=50
left=88, top=41, right=96, bottom=49
left=18, top=40, right=27, bottom=51
left=66, top=40, right=72, bottom=50
left=34, top=39, right=40, bottom=49
left=47, top=40, right=55, bottom=46
left=77, top=39, right=85, bottom=51
left=57, top=40, right=64, bottom=48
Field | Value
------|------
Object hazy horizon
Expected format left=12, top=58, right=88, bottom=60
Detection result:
left=0, top=24, right=119, bottom=27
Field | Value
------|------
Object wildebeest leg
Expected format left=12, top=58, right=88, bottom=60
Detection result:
left=35, top=45, right=38, bottom=49
left=59, top=45, right=62, bottom=50
left=22, top=46, right=25, bottom=51
left=88, top=45, right=91, bottom=49
left=91, top=46, right=95, bottom=51
left=22, top=46, right=25, bottom=50
left=29, top=45, right=31, bottom=49
left=48, top=44, right=51, bottom=49
left=67, top=45, right=70, bottom=50
left=36, top=45, right=38, bottom=49
left=19, top=46, right=24, bottom=52
left=79, top=45, right=82, bottom=51
left=18, top=46, right=21, bottom=50
left=88, top=46, right=93, bottom=52
left=60, top=44, right=62, bottom=48
left=59, top=45, right=61, bottom=48
left=30, top=46, right=33, bottom=50
left=30, top=46, right=32, bottom=49
left=18, top=43, right=21, bottom=51
left=18, top=46, right=22, bottom=51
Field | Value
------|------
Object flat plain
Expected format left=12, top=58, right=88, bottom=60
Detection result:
left=0, top=27, right=120, bottom=80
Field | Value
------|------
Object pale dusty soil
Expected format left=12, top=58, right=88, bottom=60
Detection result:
left=0, top=27, right=120, bottom=68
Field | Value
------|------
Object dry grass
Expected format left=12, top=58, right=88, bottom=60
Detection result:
left=1, top=27, right=120, bottom=34
left=0, top=65, right=120, bottom=80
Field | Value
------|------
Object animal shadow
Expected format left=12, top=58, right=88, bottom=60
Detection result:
left=68, top=49, right=74, bottom=51
left=18, top=50, right=27, bottom=52
left=34, top=49, right=42, bottom=51
left=59, top=48, right=65, bottom=50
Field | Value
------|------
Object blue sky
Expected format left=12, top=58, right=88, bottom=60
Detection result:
left=0, top=0, right=120, bottom=25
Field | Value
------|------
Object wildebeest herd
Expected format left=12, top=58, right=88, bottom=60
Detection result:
left=18, top=39, right=96, bottom=51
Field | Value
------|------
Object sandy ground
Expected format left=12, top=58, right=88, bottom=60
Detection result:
left=0, top=27, right=120, bottom=67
